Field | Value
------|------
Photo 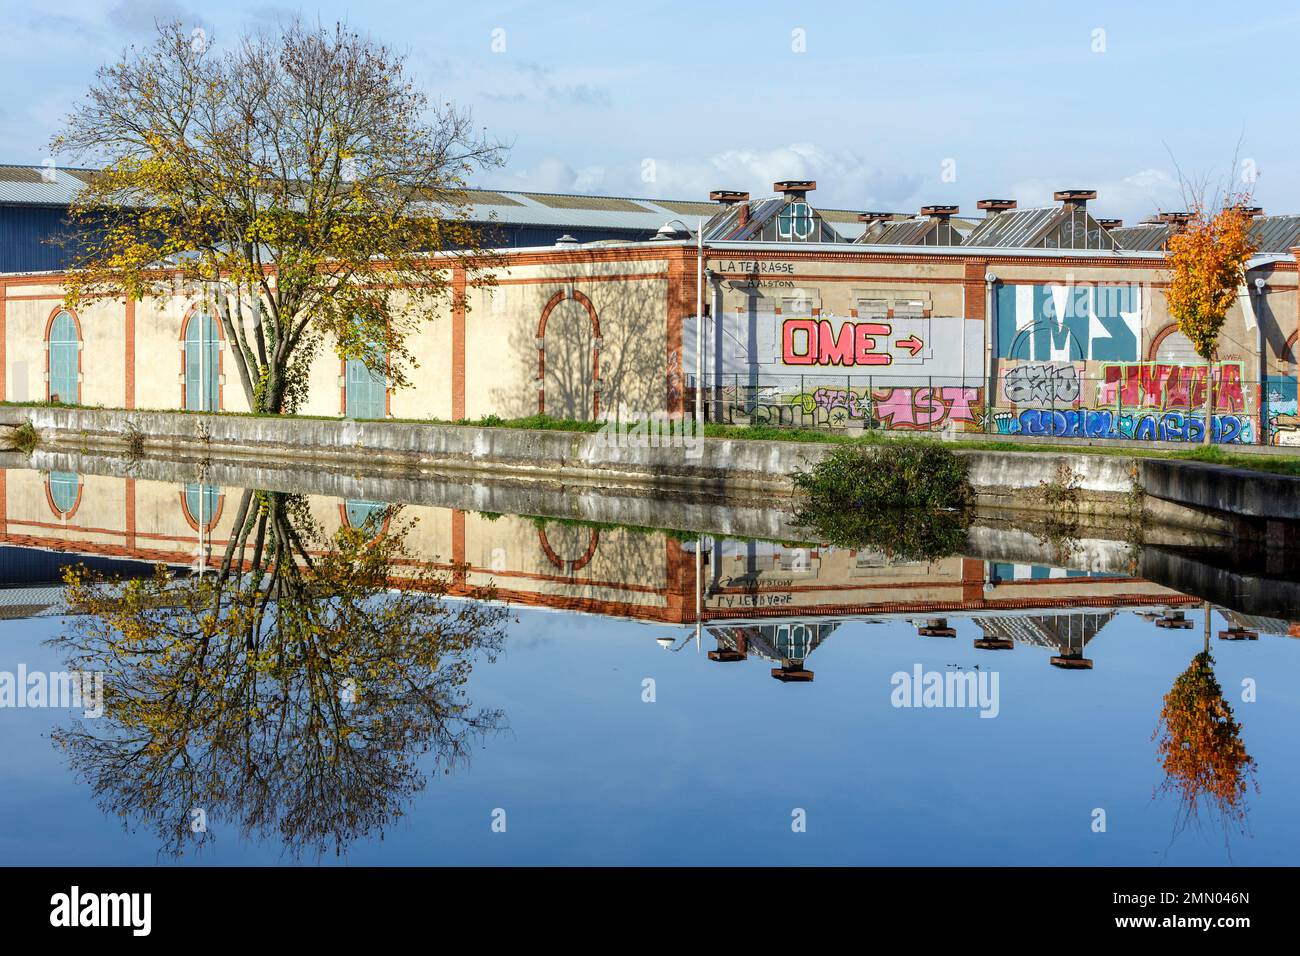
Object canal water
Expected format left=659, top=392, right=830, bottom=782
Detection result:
left=0, top=461, right=1296, bottom=865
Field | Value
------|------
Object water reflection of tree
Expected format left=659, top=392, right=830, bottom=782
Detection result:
left=51, top=490, right=509, bottom=858
left=1153, top=609, right=1257, bottom=839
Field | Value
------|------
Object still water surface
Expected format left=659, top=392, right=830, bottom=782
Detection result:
left=0, top=463, right=1296, bottom=865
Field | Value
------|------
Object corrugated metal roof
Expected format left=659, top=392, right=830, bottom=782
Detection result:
left=1110, top=223, right=1170, bottom=251
left=0, top=165, right=92, bottom=205
left=961, top=206, right=1063, bottom=248
left=1249, top=214, right=1300, bottom=254
left=1112, top=214, right=1300, bottom=254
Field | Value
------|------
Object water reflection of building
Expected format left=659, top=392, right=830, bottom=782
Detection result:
left=975, top=611, right=1113, bottom=668
left=707, top=622, right=839, bottom=682
left=0, top=467, right=1228, bottom=674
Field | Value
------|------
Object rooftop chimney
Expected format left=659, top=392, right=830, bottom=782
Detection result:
left=977, top=198, right=1017, bottom=216
left=1097, top=218, right=1123, bottom=230
left=773, top=180, right=816, bottom=200
left=920, top=204, right=959, bottom=220
left=1053, top=189, right=1097, bottom=209
left=709, top=189, right=750, bottom=206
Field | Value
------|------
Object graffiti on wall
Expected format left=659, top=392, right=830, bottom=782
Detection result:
left=1097, top=362, right=1245, bottom=412
left=727, top=384, right=985, bottom=431
left=995, top=408, right=1253, bottom=444
left=1265, top=373, right=1299, bottom=446
left=1001, top=362, right=1081, bottom=405
left=996, top=284, right=1142, bottom=361
left=994, top=360, right=1257, bottom=444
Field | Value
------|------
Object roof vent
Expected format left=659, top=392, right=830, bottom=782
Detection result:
left=773, top=180, right=816, bottom=199
left=1097, top=218, right=1123, bottom=230
left=1155, top=211, right=1192, bottom=226
left=554, top=234, right=579, bottom=246
left=709, top=190, right=750, bottom=206
left=920, top=204, right=959, bottom=220
left=856, top=211, right=894, bottom=223
left=1053, top=189, right=1097, bottom=208
left=1230, top=204, right=1265, bottom=218
left=977, top=199, right=1017, bottom=216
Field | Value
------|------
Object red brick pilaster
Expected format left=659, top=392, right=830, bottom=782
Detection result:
left=452, top=265, right=466, bottom=420
left=124, top=299, right=136, bottom=409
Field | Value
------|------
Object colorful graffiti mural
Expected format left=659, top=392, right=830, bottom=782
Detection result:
left=994, top=408, right=1253, bottom=444
left=1265, top=373, right=1299, bottom=446
left=995, top=284, right=1141, bottom=361
left=726, top=384, right=985, bottom=431
left=1097, top=362, right=1245, bottom=412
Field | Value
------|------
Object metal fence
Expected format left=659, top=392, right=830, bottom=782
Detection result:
left=684, top=372, right=1296, bottom=447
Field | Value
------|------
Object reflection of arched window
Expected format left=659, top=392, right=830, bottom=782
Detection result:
left=344, top=499, right=386, bottom=530
left=46, top=471, right=81, bottom=517
left=47, top=309, right=81, bottom=404
left=182, top=311, right=221, bottom=411
left=182, top=482, right=222, bottom=531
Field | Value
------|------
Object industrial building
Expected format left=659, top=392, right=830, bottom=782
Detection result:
left=1, top=168, right=1297, bottom=444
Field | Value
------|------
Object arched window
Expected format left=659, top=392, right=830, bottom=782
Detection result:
left=183, top=312, right=221, bottom=411
left=47, top=310, right=80, bottom=404
left=344, top=355, right=387, bottom=419
left=46, top=471, right=81, bottom=517
left=182, top=482, right=222, bottom=532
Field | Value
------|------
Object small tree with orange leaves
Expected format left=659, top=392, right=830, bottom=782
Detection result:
left=1164, top=202, right=1258, bottom=444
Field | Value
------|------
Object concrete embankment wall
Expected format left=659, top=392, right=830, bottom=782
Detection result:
left=2, top=406, right=1296, bottom=533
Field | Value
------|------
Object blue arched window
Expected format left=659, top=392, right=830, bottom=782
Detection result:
left=184, top=483, right=221, bottom=530
left=344, top=354, right=387, bottom=419
left=184, top=313, right=220, bottom=411
left=47, top=310, right=79, bottom=404
left=343, top=499, right=387, bottom=531
left=48, top=471, right=80, bottom=515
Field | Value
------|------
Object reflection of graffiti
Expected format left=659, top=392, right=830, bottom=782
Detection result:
left=1098, top=362, right=1244, bottom=412
left=872, top=387, right=981, bottom=429
left=996, top=408, right=1252, bottom=444
left=996, top=284, right=1141, bottom=361
left=1002, top=363, right=1080, bottom=405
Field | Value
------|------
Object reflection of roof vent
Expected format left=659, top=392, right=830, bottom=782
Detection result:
left=1053, top=189, right=1097, bottom=209
left=554, top=234, right=579, bottom=246
left=773, top=180, right=816, bottom=199
left=920, top=204, right=958, bottom=220
left=856, top=211, right=894, bottom=223
left=977, top=198, right=1017, bottom=216
left=709, top=189, right=750, bottom=206
left=1097, top=218, right=1123, bottom=229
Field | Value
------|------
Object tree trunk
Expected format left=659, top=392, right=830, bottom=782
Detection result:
left=1203, top=355, right=1215, bottom=446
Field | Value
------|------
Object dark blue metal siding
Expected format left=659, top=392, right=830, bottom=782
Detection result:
left=0, top=205, right=656, bottom=275
left=0, top=205, right=77, bottom=273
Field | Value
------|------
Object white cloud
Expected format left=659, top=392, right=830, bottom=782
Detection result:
left=1007, top=168, right=1184, bottom=225
left=481, top=143, right=921, bottom=208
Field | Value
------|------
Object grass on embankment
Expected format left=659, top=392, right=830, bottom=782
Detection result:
left=4, top=400, right=1298, bottom=478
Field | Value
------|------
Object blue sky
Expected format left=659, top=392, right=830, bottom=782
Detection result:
left=3, top=1, right=1297, bottom=222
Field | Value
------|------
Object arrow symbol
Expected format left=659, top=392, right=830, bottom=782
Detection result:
left=895, top=334, right=924, bottom=356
